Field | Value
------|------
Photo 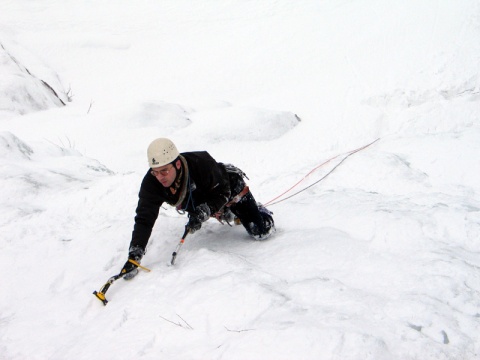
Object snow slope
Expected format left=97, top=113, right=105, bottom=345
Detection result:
left=0, top=1, right=479, bottom=359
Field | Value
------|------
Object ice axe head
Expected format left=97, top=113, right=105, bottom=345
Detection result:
left=93, top=290, right=109, bottom=306
left=92, top=274, right=122, bottom=306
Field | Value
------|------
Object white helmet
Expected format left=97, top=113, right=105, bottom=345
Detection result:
left=147, top=138, right=179, bottom=168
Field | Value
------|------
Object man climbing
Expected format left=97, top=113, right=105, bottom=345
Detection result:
left=121, top=138, right=275, bottom=279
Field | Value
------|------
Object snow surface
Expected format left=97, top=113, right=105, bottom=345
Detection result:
left=1, top=1, right=480, bottom=359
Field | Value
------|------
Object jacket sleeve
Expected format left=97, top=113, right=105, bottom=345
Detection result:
left=204, top=163, right=231, bottom=213
left=129, top=172, right=164, bottom=254
left=194, top=153, right=231, bottom=214
left=183, top=152, right=231, bottom=214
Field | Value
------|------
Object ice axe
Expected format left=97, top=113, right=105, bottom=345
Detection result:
left=93, top=227, right=189, bottom=305
left=170, top=226, right=190, bottom=265
left=93, top=259, right=150, bottom=306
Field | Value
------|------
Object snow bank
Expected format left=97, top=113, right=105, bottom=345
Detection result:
left=180, top=106, right=301, bottom=142
left=0, top=131, right=33, bottom=160
left=1, top=1, right=480, bottom=359
left=0, top=41, right=67, bottom=117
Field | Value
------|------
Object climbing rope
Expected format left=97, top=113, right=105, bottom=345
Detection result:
left=264, top=138, right=380, bottom=206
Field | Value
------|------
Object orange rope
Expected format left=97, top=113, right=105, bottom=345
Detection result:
left=263, top=138, right=380, bottom=206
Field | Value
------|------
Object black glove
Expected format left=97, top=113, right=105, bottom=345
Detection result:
left=121, top=246, right=144, bottom=280
left=187, top=203, right=211, bottom=233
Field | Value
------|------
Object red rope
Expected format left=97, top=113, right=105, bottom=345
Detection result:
left=263, top=138, right=380, bottom=206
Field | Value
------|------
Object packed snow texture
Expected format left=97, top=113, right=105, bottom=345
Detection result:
left=0, top=1, right=479, bottom=359
left=0, top=41, right=67, bottom=117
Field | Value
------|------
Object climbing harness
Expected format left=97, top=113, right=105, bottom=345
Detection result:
left=226, top=185, right=250, bottom=207
left=212, top=163, right=251, bottom=225
left=213, top=185, right=249, bottom=225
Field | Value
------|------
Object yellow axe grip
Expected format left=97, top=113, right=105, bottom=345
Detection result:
left=128, top=259, right=151, bottom=272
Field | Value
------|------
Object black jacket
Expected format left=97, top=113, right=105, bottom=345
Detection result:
left=129, top=151, right=231, bottom=252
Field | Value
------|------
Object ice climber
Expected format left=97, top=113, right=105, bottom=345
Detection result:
left=121, top=138, right=275, bottom=279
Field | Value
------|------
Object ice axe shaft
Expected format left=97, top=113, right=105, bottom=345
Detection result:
left=171, top=227, right=190, bottom=265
